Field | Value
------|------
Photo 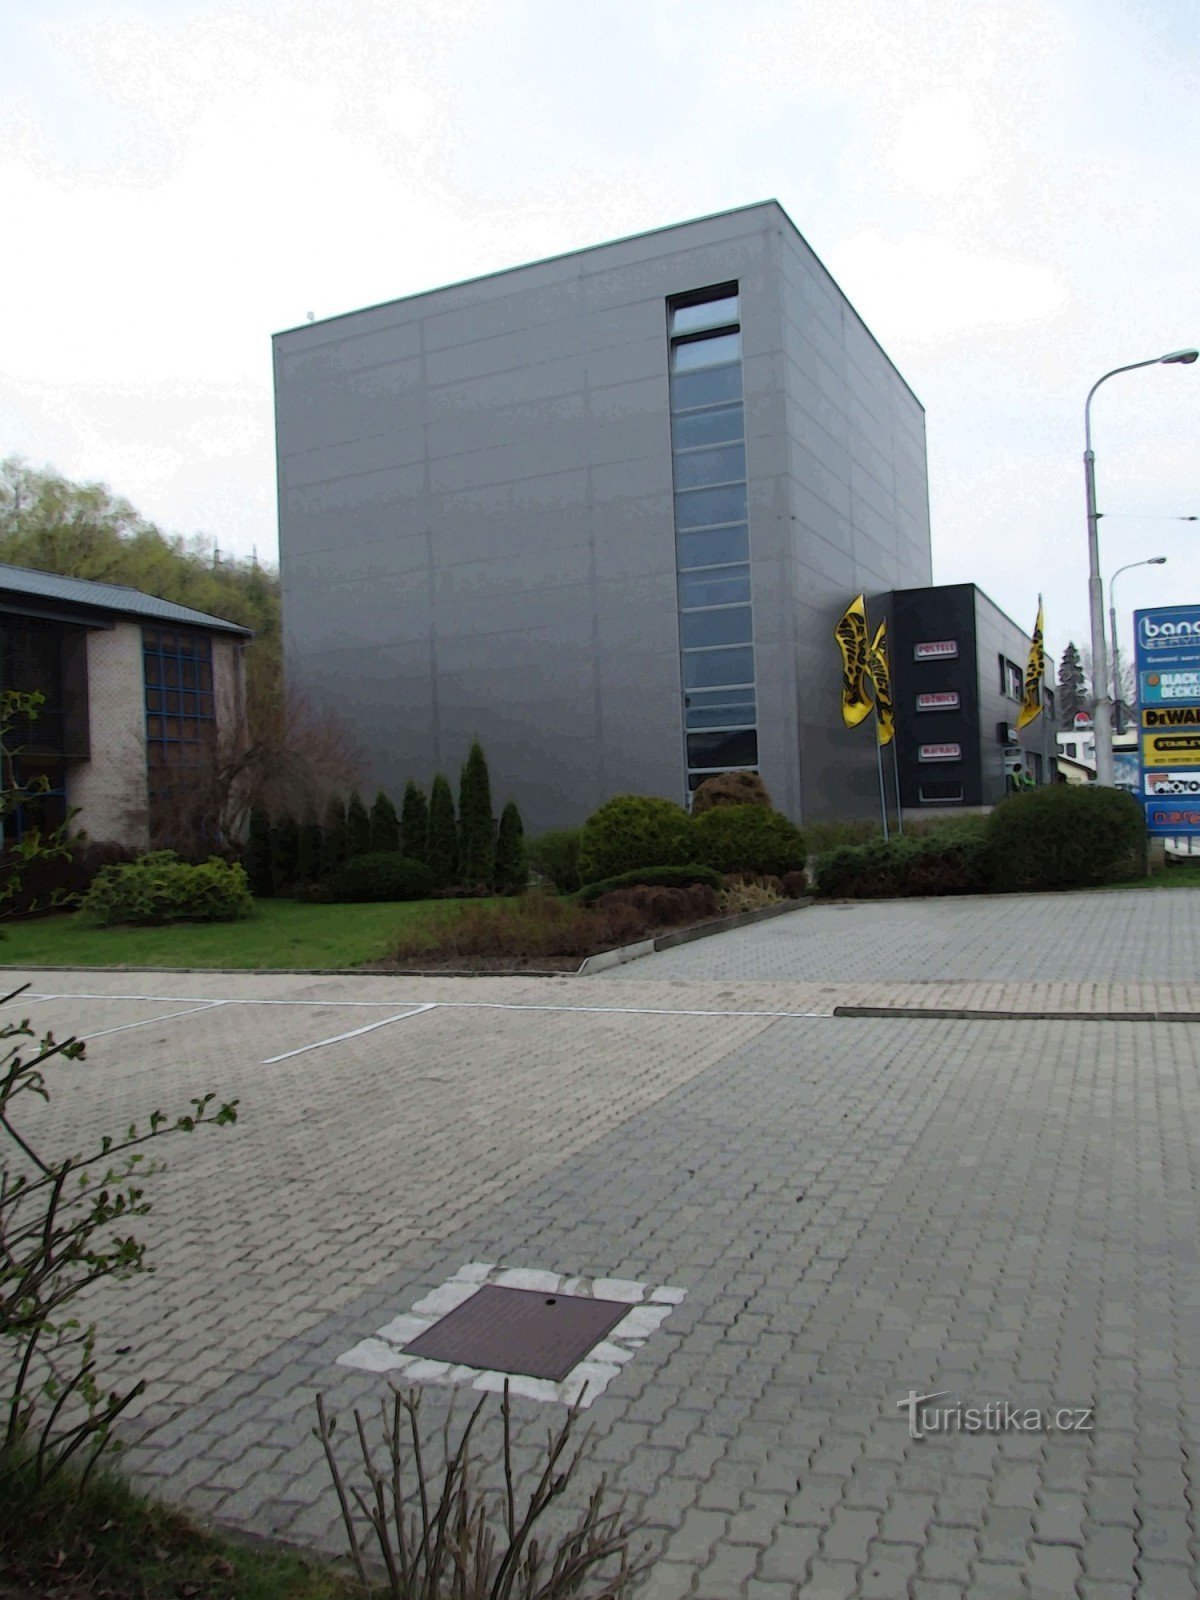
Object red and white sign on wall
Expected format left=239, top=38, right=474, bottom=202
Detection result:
left=919, top=743, right=963, bottom=762
left=916, top=691, right=960, bottom=712
left=914, top=640, right=958, bottom=661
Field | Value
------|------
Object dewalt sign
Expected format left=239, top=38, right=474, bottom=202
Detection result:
left=1142, top=705, right=1200, bottom=728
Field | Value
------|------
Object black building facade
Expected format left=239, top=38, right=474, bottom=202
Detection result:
left=890, top=583, right=1055, bottom=811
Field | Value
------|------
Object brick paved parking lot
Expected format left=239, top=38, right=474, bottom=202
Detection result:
left=4, top=888, right=1199, bottom=1598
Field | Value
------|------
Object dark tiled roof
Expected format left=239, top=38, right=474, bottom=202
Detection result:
left=0, top=562, right=252, bottom=637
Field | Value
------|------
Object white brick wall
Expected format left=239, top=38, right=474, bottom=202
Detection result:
left=67, top=622, right=149, bottom=848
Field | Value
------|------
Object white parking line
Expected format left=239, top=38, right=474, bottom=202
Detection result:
left=81, top=1001, right=229, bottom=1042
left=24, top=991, right=832, bottom=1022
left=261, top=1004, right=439, bottom=1063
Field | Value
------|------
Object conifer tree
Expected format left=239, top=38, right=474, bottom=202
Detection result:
left=244, top=807, right=273, bottom=897
left=346, top=790, right=371, bottom=859
left=296, top=810, right=322, bottom=886
left=321, top=795, right=348, bottom=881
left=457, top=741, right=495, bottom=890
left=369, top=790, right=401, bottom=854
left=494, top=799, right=528, bottom=895
left=400, top=780, right=429, bottom=863
left=426, top=773, right=458, bottom=888
left=270, top=813, right=299, bottom=895
left=1057, top=642, right=1089, bottom=727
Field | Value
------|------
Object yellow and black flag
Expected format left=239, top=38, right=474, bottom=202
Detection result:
left=868, top=620, right=895, bottom=746
left=1016, top=598, right=1045, bottom=730
left=834, top=594, right=873, bottom=727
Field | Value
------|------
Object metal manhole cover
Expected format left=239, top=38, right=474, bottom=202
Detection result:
left=402, top=1285, right=630, bottom=1381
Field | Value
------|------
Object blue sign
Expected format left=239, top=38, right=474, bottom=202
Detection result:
left=1134, top=604, right=1200, bottom=836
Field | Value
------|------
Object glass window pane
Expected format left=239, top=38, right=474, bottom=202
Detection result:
left=672, top=332, right=741, bottom=372
left=672, top=405, right=744, bottom=450
left=686, top=702, right=757, bottom=730
left=670, top=295, right=739, bottom=335
left=682, top=646, right=755, bottom=689
left=673, top=443, right=746, bottom=490
left=670, top=364, right=742, bottom=411
left=675, top=483, right=747, bottom=529
left=678, top=566, right=751, bottom=608
left=677, top=524, right=749, bottom=569
left=680, top=605, right=753, bottom=649
left=687, top=729, right=758, bottom=769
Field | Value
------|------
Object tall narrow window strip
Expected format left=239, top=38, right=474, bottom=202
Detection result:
left=667, top=285, right=757, bottom=797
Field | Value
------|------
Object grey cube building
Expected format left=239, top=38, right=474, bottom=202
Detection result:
left=273, top=201, right=933, bottom=831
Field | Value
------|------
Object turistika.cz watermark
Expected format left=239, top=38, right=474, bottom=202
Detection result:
left=898, top=1390, right=1094, bottom=1441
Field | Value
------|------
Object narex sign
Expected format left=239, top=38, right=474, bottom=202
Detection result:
left=1135, top=604, right=1200, bottom=836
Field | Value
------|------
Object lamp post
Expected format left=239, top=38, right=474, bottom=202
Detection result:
left=1109, top=557, right=1167, bottom=735
left=1084, top=348, right=1197, bottom=786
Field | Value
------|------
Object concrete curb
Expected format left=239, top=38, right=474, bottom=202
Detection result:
left=833, top=1004, right=1200, bottom=1024
left=576, top=896, right=814, bottom=976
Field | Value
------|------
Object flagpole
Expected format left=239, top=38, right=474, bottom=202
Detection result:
left=875, top=729, right=890, bottom=842
left=891, top=736, right=904, bottom=832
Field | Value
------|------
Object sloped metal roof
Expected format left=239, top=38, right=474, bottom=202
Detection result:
left=0, top=562, right=253, bottom=637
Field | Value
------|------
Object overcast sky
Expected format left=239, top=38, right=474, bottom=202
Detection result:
left=2, top=0, right=1197, bottom=666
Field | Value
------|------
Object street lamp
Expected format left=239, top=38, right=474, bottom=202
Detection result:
left=1109, top=556, right=1167, bottom=735
left=1084, top=348, right=1198, bottom=786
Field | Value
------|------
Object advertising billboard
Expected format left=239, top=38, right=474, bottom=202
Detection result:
left=1134, top=604, right=1200, bottom=836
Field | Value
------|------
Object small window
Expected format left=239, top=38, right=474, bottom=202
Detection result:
left=676, top=524, right=749, bottom=569
left=919, top=782, right=965, bottom=804
left=670, top=364, right=743, bottom=411
left=687, top=729, right=758, bottom=769
left=674, top=483, right=748, bottom=530
left=680, top=605, right=753, bottom=649
left=672, top=332, right=742, bottom=372
left=681, top=645, right=755, bottom=689
left=672, top=405, right=744, bottom=450
left=670, top=295, right=739, bottom=336
left=672, top=443, right=746, bottom=490
left=678, top=565, right=751, bottom=609
left=1000, top=656, right=1022, bottom=699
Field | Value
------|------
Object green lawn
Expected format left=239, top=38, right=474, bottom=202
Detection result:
left=0, top=896, right=490, bottom=970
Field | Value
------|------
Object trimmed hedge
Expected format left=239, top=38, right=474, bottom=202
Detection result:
left=79, top=851, right=253, bottom=926
left=693, top=805, right=807, bottom=876
left=577, top=795, right=694, bottom=884
left=577, top=863, right=723, bottom=904
left=325, top=852, right=436, bottom=903
left=988, top=785, right=1146, bottom=891
left=813, top=834, right=989, bottom=899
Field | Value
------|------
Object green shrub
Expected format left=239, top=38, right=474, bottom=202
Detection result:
left=243, top=807, right=273, bottom=897
left=346, top=791, right=371, bottom=859
left=693, top=805, right=807, bottom=876
left=578, top=794, right=694, bottom=884
left=458, top=741, right=495, bottom=889
left=494, top=800, right=528, bottom=894
left=987, top=785, right=1146, bottom=891
left=813, top=834, right=989, bottom=899
left=527, top=827, right=583, bottom=893
left=369, top=790, right=401, bottom=854
left=691, top=771, right=773, bottom=814
left=320, top=796, right=348, bottom=881
left=399, top=781, right=429, bottom=864
left=426, top=773, right=458, bottom=887
left=326, top=852, right=435, bottom=903
left=79, top=852, right=253, bottom=926
left=577, top=862, right=723, bottom=903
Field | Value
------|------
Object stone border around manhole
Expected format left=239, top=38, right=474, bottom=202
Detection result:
left=336, top=1263, right=687, bottom=1408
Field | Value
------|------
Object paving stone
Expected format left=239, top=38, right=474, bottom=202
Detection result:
left=1027, top=1542, right=1082, bottom=1598
left=1135, top=1562, right=1198, bottom=1600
